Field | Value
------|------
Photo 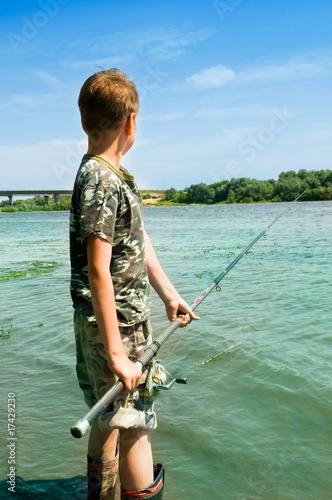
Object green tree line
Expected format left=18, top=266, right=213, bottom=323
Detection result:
left=1, top=169, right=331, bottom=212
left=0, top=195, right=72, bottom=212
left=162, top=169, right=332, bottom=204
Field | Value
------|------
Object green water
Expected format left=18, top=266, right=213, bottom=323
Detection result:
left=0, top=203, right=331, bottom=499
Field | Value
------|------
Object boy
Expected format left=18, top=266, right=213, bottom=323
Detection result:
left=70, top=69, right=199, bottom=499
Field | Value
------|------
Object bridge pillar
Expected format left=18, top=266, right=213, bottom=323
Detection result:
left=8, top=195, right=13, bottom=205
left=44, top=195, right=50, bottom=205
left=54, top=193, right=60, bottom=203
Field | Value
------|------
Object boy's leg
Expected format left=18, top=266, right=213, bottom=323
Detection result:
left=119, top=428, right=153, bottom=490
left=119, top=429, right=164, bottom=499
left=75, top=315, right=161, bottom=496
left=87, top=422, right=119, bottom=500
left=87, top=421, right=163, bottom=499
left=88, top=420, right=118, bottom=461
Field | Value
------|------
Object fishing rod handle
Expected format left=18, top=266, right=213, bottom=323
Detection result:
left=70, top=379, right=125, bottom=438
left=70, top=322, right=183, bottom=439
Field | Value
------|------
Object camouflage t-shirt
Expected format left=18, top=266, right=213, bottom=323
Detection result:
left=70, top=154, right=151, bottom=326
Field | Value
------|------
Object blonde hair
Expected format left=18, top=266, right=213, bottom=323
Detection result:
left=78, top=68, right=139, bottom=138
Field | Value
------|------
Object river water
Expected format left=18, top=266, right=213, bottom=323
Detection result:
left=0, top=202, right=331, bottom=499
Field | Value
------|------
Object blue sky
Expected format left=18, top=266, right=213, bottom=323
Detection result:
left=1, top=0, right=332, bottom=190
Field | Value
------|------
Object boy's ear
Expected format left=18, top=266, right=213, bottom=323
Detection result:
left=125, top=112, right=136, bottom=136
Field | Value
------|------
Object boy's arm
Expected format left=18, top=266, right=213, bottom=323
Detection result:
left=87, top=233, right=142, bottom=392
left=144, top=230, right=199, bottom=326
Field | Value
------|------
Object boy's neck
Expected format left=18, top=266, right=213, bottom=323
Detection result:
left=87, top=129, right=125, bottom=169
left=87, top=141, right=122, bottom=169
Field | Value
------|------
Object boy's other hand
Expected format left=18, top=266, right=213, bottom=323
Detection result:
left=165, top=298, right=200, bottom=328
left=108, top=354, right=142, bottom=393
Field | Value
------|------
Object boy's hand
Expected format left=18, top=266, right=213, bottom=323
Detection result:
left=165, top=298, right=200, bottom=327
left=108, top=353, right=142, bottom=393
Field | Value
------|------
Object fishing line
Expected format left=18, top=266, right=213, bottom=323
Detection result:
left=161, top=327, right=188, bottom=364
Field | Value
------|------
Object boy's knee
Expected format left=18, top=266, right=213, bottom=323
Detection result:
left=88, top=421, right=119, bottom=461
left=120, top=427, right=149, bottom=439
left=119, top=427, right=151, bottom=452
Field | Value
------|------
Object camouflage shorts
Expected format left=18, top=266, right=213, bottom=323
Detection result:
left=74, top=312, right=155, bottom=428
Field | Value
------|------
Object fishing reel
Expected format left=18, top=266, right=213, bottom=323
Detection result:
left=145, top=359, right=187, bottom=397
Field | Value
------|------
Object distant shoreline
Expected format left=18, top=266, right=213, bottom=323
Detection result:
left=1, top=198, right=329, bottom=214
left=1, top=169, right=331, bottom=212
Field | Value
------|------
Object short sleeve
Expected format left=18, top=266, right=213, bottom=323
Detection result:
left=79, top=170, right=119, bottom=245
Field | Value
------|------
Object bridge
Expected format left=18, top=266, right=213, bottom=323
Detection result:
left=0, top=190, right=72, bottom=205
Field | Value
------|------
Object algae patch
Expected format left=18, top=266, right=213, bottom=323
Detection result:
left=0, top=319, right=16, bottom=338
left=0, top=261, right=61, bottom=281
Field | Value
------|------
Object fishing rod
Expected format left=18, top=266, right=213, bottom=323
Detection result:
left=70, top=190, right=307, bottom=438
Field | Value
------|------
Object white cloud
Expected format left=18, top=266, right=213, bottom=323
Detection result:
left=186, top=50, right=332, bottom=91
left=238, top=59, right=330, bottom=84
left=66, top=56, right=128, bottom=70
left=195, top=105, right=277, bottom=119
left=141, top=112, right=187, bottom=122
left=67, top=26, right=213, bottom=67
left=300, top=123, right=332, bottom=140
left=186, top=64, right=236, bottom=89
left=135, top=126, right=257, bottom=160
left=34, top=70, right=62, bottom=85
left=146, top=28, right=213, bottom=62
left=133, top=135, right=168, bottom=148
left=0, top=139, right=87, bottom=190
left=0, top=93, right=60, bottom=110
